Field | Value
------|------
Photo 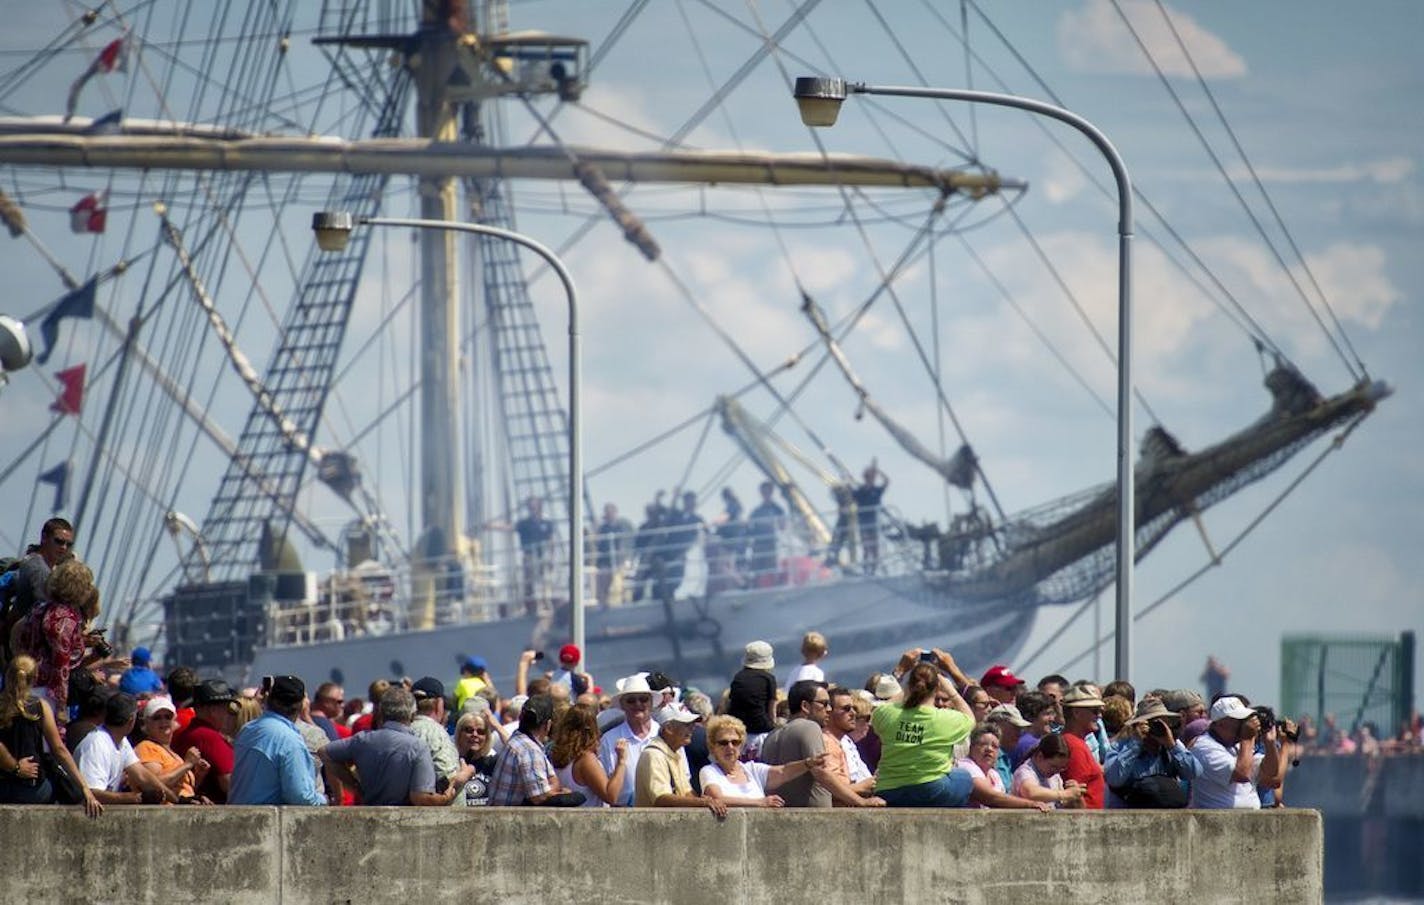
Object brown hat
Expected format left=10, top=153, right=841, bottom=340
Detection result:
left=1061, top=686, right=1106, bottom=708
left=1126, top=698, right=1179, bottom=726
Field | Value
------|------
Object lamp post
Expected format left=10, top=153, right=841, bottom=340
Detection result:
left=311, top=212, right=586, bottom=673
left=793, top=77, right=1135, bottom=681
left=0, top=314, right=32, bottom=393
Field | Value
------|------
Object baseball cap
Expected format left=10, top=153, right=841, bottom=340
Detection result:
left=411, top=676, right=445, bottom=700
left=985, top=703, right=1031, bottom=728
left=980, top=665, right=1025, bottom=689
left=131, top=646, right=152, bottom=666
left=461, top=655, right=487, bottom=673
left=142, top=695, right=177, bottom=719
left=653, top=704, right=699, bottom=726
left=264, top=675, right=306, bottom=707
left=558, top=643, right=581, bottom=665
left=1208, top=696, right=1254, bottom=722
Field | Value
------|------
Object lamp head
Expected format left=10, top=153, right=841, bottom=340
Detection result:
left=0, top=315, right=32, bottom=373
left=793, top=77, right=848, bottom=127
left=312, top=211, right=356, bottom=252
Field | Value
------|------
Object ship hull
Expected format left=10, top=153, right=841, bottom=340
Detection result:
left=247, top=573, right=1036, bottom=694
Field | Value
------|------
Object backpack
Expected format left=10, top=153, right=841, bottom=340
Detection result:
left=1110, top=749, right=1189, bottom=809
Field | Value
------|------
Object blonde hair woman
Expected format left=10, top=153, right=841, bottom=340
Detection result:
left=698, top=714, right=821, bottom=808
left=0, top=655, right=102, bottom=816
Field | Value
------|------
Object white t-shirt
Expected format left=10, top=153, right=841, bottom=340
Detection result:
left=1189, top=732, right=1263, bottom=809
left=75, top=729, right=139, bottom=792
left=598, top=718, right=660, bottom=807
left=784, top=663, right=825, bottom=692
left=841, top=735, right=872, bottom=783
left=699, top=760, right=772, bottom=799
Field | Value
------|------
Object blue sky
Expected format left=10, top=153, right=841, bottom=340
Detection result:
left=1, top=1, right=1418, bottom=716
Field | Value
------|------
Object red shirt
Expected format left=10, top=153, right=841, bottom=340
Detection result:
left=1063, top=732, right=1105, bottom=809
left=31, top=603, right=86, bottom=716
left=171, top=716, right=234, bottom=803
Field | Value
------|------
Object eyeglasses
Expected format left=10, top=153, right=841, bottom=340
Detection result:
left=713, top=738, right=741, bottom=747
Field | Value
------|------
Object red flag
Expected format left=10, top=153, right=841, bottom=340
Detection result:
left=51, top=364, right=86, bottom=416
left=64, top=33, right=130, bottom=121
left=69, top=191, right=107, bottom=233
left=97, top=37, right=128, bottom=74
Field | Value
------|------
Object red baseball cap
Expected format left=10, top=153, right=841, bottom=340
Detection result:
left=980, top=665, right=1025, bottom=689
left=558, top=643, right=581, bottom=665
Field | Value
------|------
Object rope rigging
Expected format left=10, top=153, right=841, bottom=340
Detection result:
left=1109, top=0, right=1364, bottom=384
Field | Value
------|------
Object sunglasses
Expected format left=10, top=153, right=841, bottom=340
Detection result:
left=622, top=695, right=652, bottom=706
left=713, top=738, right=742, bottom=747
left=50, top=537, right=73, bottom=548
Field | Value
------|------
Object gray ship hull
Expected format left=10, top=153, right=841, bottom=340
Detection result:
left=247, top=572, right=1036, bottom=694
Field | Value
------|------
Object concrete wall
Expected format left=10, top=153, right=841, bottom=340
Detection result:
left=1288, top=754, right=1424, bottom=818
left=0, top=807, right=1321, bottom=905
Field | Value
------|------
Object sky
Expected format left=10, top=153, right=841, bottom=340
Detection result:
left=0, top=1, right=1419, bottom=716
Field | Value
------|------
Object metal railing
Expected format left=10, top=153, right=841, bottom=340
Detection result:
left=262, top=504, right=927, bottom=647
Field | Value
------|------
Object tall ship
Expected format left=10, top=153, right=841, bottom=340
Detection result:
left=0, top=2, right=1390, bottom=692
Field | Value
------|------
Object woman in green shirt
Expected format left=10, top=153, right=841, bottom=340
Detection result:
left=872, top=662, right=1049, bottom=810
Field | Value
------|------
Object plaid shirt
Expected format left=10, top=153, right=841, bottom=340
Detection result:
left=487, top=730, right=555, bottom=806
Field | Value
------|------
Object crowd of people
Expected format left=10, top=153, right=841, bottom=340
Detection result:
left=2, top=517, right=1419, bottom=818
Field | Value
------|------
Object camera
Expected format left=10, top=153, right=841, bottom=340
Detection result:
left=532, top=651, right=546, bottom=662
left=1253, top=705, right=1276, bottom=733
left=89, top=628, right=113, bottom=659
left=1148, top=719, right=1169, bottom=737
left=918, top=650, right=937, bottom=663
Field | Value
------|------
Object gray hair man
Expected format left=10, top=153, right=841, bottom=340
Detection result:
left=319, top=686, right=460, bottom=806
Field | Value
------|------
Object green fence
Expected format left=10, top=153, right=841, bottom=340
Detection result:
left=1281, top=631, right=1415, bottom=735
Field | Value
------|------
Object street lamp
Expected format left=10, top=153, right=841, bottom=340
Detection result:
left=311, top=211, right=587, bottom=673
left=793, top=77, right=1136, bottom=681
left=0, top=314, right=33, bottom=393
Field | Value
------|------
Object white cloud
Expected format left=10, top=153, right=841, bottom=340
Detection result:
left=1195, top=238, right=1400, bottom=354
left=1058, top=0, right=1247, bottom=79
left=1043, top=147, right=1089, bottom=204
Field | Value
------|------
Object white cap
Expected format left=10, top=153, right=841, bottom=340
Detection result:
left=653, top=704, right=698, bottom=726
left=1208, top=696, right=1254, bottom=722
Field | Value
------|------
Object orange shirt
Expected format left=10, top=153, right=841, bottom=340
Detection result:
left=822, top=731, right=850, bottom=783
left=135, top=739, right=196, bottom=800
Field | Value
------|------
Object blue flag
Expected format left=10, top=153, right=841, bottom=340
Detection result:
left=36, top=277, right=97, bottom=365
left=38, top=461, right=70, bottom=512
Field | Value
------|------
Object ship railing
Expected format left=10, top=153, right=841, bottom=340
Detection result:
left=262, top=508, right=927, bottom=647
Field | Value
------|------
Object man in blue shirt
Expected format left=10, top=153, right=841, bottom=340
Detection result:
left=118, top=647, right=164, bottom=696
left=230, top=675, right=325, bottom=806
left=1104, top=697, right=1201, bottom=808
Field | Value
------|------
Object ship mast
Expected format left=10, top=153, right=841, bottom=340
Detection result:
left=411, top=1, right=464, bottom=564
